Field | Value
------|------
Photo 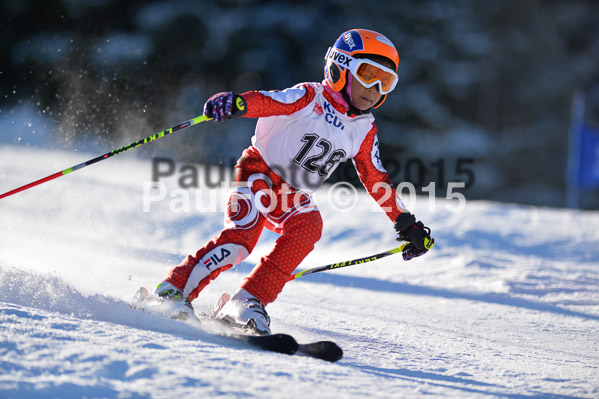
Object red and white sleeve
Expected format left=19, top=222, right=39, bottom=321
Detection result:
left=240, top=83, right=316, bottom=118
left=352, top=125, right=407, bottom=222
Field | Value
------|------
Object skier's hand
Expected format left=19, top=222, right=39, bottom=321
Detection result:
left=394, top=212, right=434, bottom=261
left=203, top=92, right=247, bottom=122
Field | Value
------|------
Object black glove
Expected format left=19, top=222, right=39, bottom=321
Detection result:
left=203, top=92, right=247, bottom=122
left=394, top=212, right=434, bottom=261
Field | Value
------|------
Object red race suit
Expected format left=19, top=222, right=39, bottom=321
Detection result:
left=162, top=81, right=407, bottom=305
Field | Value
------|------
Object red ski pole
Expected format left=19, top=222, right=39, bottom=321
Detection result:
left=0, top=114, right=212, bottom=200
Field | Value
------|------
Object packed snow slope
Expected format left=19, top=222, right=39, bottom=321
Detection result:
left=1, top=144, right=598, bottom=399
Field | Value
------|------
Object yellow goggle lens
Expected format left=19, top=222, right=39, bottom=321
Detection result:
left=355, top=63, right=396, bottom=92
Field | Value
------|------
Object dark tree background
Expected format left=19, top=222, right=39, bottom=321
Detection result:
left=1, top=0, right=598, bottom=208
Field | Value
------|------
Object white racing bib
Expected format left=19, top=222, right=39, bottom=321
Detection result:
left=251, top=83, right=375, bottom=192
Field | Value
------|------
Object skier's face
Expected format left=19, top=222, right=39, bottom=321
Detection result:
left=350, top=77, right=383, bottom=111
left=349, top=57, right=395, bottom=111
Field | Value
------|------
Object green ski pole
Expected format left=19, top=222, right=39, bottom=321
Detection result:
left=288, top=244, right=408, bottom=281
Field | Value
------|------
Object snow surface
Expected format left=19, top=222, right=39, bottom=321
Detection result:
left=1, top=144, right=598, bottom=398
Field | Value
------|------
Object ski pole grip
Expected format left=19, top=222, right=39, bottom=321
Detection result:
left=232, top=93, right=247, bottom=117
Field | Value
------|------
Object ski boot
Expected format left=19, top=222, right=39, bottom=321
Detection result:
left=154, top=282, right=195, bottom=321
left=212, top=288, right=271, bottom=335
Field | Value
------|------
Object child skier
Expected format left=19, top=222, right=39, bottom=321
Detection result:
left=153, top=29, right=434, bottom=335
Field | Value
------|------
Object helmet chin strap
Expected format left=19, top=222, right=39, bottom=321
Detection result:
left=343, top=73, right=371, bottom=116
left=346, top=73, right=353, bottom=99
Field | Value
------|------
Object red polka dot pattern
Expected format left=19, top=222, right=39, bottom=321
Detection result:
left=241, top=84, right=315, bottom=118
left=353, top=126, right=402, bottom=222
left=241, top=210, right=322, bottom=305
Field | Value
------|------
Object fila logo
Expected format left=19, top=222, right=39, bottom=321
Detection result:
left=203, top=248, right=231, bottom=270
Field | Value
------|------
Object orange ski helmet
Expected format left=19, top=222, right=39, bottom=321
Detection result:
left=324, top=29, right=399, bottom=108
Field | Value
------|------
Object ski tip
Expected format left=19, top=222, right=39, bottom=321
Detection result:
left=298, top=341, right=343, bottom=362
left=130, top=286, right=150, bottom=309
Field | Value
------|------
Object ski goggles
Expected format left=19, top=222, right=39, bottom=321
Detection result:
left=349, top=58, right=398, bottom=94
left=326, top=48, right=398, bottom=94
